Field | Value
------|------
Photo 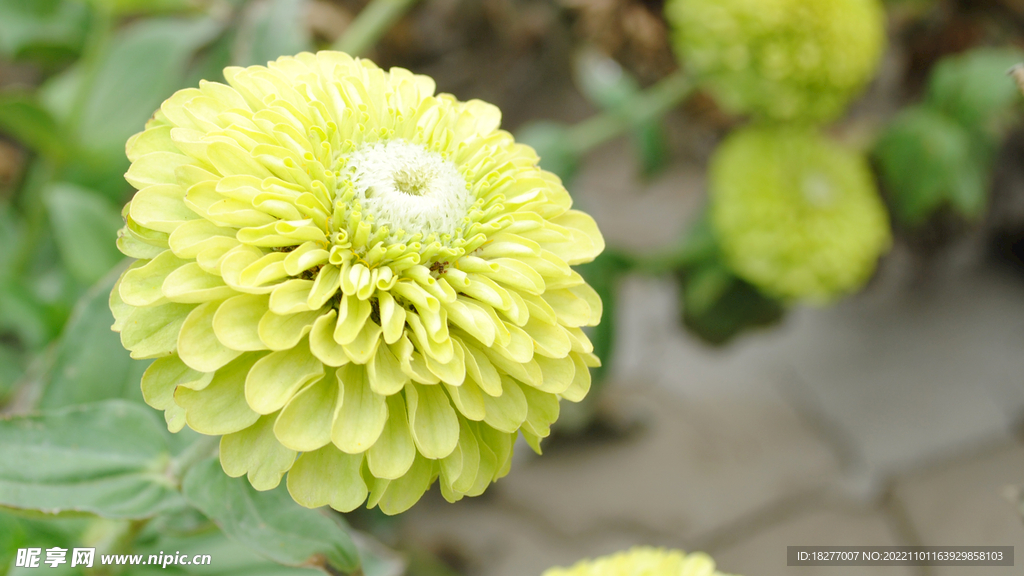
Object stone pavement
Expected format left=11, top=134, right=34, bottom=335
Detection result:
left=398, top=140, right=1024, bottom=575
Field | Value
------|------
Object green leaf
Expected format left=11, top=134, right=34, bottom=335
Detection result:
left=0, top=510, right=89, bottom=575
left=0, top=0, right=88, bottom=60
left=183, top=27, right=236, bottom=90
left=134, top=529, right=324, bottom=576
left=181, top=459, right=360, bottom=575
left=0, top=279, right=53, bottom=349
left=0, top=400, right=183, bottom=519
left=233, top=0, right=313, bottom=67
left=37, top=66, right=82, bottom=126
left=0, top=95, right=67, bottom=159
left=71, top=17, right=220, bottom=195
left=926, top=47, right=1024, bottom=135
left=38, top=265, right=149, bottom=410
left=874, top=106, right=991, bottom=225
left=43, top=182, right=124, bottom=284
left=678, top=266, right=786, bottom=346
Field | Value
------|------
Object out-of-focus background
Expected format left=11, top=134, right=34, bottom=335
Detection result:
left=3, top=0, right=1024, bottom=575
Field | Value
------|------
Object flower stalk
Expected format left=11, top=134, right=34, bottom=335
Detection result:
left=332, top=0, right=421, bottom=56
left=565, top=70, right=694, bottom=155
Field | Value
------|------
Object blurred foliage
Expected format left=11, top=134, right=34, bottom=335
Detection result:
left=875, top=47, right=1024, bottom=227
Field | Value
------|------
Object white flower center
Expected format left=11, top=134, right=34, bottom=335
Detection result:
left=802, top=172, right=834, bottom=208
left=345, top=140, right=473, bottom=238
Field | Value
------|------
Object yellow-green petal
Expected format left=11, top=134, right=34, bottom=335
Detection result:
left=406, top=382, right=459, bottom=460
left=286, top=445, right=367, bottom=512
left=220, top=414, right=297, bottom=490
left=331, top=365, right=388, bottom=454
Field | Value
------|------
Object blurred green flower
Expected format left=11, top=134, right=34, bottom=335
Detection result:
left=709, top=126, right=891, bottom=302
left=541, top=547, right=737, bottom=576
left=111, top=51, right=604, bottom=515
left=665, top=0, right=886, bottom=123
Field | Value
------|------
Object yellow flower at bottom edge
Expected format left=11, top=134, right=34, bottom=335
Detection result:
left=110, top=50, right=604, bottom=515
left=542, top=547, right=739, bottom=576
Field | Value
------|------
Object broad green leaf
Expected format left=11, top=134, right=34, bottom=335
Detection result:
left=77, top=17, right=220, bottom=154
left=133, top=529, right=323, bottom=576
left=43, top=182, right=124, bottom=284
left=682, top=262, right=733, bottom=317
left=926, top=47, right=1024, bottom=135
left=71, top=17, right=220, bottom=196
left=181, top=459, right=360, bottom=575
left=0, top=510, right=89, bottom=576
left=0, top=95, right=67, bottom=159
left=874, top=106, right=991, bottom=225
left=0, top=400, right=183, bottom=519
left=234, top=0, right=312, bottom=67
left=183, top=27, right=236, bottom=90
left=678, top=265, right=786, bottom=346
left=38, top=266, right=149, bottom=410
left=37, top=66, right=82, bottom=125
left=0, top=279, right=52, bottom=349
left=0, top=0, right=88, bottom=59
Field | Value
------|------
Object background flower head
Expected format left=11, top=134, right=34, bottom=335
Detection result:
left=665, top=0, right=887, bottom=123
left=541, top=547, right=737, bottom=576
left=709, top=125, right=891, bottom=302
left=111, top=50, right=604, bottom=515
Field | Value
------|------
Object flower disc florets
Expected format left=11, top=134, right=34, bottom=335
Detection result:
left=709, top=126, right=891, bottom=302
left=110, top=51, right=604, bottom=515
left=665, top=0, right=886, bottom=122
left=541, top=547, right=737, bottom=576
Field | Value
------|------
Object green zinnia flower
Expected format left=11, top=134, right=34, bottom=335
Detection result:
left=541, top=547, right=738, bottom=576
left=665, top=0, right=887, bottom=123
left=110, top=51, right=604, bottom=515
left=709, top=126, right=891, bottom=302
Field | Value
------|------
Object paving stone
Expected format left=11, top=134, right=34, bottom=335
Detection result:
left=608, top=260, right=1024, bottom=497
left=571, top=140, right=706, bottom=251
left=891, top=441, right=1024, bottom=576
left=492, top=384, right=840, bottom=542
left=777, top=265, right=1024, bottom=491
left=398, top=494, right=659, bottom=576
left=711, top=508, right=913, bottom=576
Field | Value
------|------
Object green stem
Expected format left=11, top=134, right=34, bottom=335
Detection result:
left=619, top=244, right=700, bottom=276
left=565, top=70, right=695, bottom=155
left=169, top=434, right=220, bottom=486
left=332, top=0, right=421, bottom=56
